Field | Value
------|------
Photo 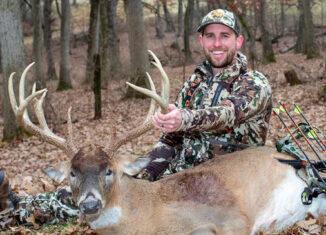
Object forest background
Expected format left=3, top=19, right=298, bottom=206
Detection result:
left=0, top=0, right=326, bottom=234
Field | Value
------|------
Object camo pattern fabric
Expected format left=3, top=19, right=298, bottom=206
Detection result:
left=0, top=186, right=78, bottom=229
left=140, top=52, right=272, bottom=180
left=197, top=9, right=240, bottom=35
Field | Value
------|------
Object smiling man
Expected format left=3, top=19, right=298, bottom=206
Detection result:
left=138, top=9, right=272, bottom=181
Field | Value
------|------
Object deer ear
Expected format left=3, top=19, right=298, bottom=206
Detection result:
left=42, top=160, right=71, bottom=184
left=123, top=157, right=151, bottom=176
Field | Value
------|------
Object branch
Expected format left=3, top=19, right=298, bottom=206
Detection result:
left=55, top=0, right=62, bottom=19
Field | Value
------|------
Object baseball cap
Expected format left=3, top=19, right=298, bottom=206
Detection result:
left=197, top=9, right=240, bottom=35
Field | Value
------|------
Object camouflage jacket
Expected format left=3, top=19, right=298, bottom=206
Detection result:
left=0, top=186, right=78, bottom=229
left=142, top=52, right=272, bottom=180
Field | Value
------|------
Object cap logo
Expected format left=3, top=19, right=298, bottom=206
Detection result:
left=197, top=9, right=240, bottom=35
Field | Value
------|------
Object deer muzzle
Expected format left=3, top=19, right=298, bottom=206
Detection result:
left=80, top=192, right=102, bottom=215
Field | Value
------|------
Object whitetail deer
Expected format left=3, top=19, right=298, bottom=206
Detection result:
left=8, top=51, right=326, bottom=234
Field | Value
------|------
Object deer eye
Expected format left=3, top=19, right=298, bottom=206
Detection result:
left=106, top=169, right=112, bottom=176
left=70, top=171, right=75, bottom=177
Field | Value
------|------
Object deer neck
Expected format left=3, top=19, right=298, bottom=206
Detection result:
left=88, top=175, right=160, bottom=231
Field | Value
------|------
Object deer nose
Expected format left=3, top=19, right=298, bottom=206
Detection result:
left=80, top=193, right=102, bottom=214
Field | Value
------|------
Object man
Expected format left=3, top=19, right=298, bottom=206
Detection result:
left=137, top=9, right=272, bottom=181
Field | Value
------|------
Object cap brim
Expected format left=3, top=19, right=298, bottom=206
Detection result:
left=197, top=21, right=239, bottom=35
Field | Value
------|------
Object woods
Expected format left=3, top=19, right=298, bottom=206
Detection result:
left=0, top=0, right=326, bottom=233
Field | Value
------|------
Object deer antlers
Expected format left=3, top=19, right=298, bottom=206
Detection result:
left=108, top=50, right=170, bottom=156
left=8, top=50, right=170, bottom=159
left=8, top=62, right=77, bottom=157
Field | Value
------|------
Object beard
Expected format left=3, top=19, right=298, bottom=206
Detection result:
left=204, top=47, right=237, bottom=69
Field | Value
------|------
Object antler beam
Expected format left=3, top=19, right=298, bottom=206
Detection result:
left=107, top=50, right=170, bottom=157
left=8, top=63, right=77, bottom=157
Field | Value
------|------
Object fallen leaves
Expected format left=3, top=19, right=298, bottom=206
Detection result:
left=280, top=213, right=326, bottom=235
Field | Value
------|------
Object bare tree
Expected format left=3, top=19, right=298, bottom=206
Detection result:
left=195, top=0, right=201, bottom=27
left=162, top=0, right=175, bottom=32
left=100, top=0, right=109, bottom=82
left=207, top=0, right=218, bottom=12
left=259, top=0, right=276, bottom=63
left=155, top=0, right=165, bottom=39
left=123, top=0, right=150, bottom=98
left=184, top=0, right=194, bottom=64
left=280, top=0, right=285, bottom=36
left=295, top=0, right=320, bottom=59
left=177, top=0, right=183, bottom=37
left=84, top=0, right=100, bottom=84
left=43, top=0, right=57, bottom=80
left=0, top=0, right=25, bottom=140
left=32, top=0, right=45, bottom=88
left=107, top=0, right=122, bottom=76
left=57, top=0, right=72, bottom=90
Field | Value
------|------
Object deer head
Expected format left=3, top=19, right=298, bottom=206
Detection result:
left=8, top=51, right=169, bottom=218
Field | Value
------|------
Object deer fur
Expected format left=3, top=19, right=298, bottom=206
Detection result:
left=46, top=144, right=326, bottom=235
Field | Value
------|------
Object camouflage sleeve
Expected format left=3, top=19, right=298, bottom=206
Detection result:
left=138, top=132, right=184, bottom=181
left=177, top=71, right=272, bottom=133
left=137, top=77, right=194, bottom=181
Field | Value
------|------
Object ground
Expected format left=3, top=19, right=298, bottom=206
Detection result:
left=0, top=8, right=326, bottom=234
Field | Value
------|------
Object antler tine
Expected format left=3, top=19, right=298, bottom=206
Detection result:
left=143, top=72, right=156, bottom=123
left=67, top=107, right=77, bottom=154
left=148, top=50, right=170, bottom=108
left=126, top=72, right=168, bottom=114
left=107, top=50, right=170, bottom=157
left=31, top=85, right=51, bottom=132
left=8, top=62, right=77, bottom=157
left=19, top=62, right=35, bottom=107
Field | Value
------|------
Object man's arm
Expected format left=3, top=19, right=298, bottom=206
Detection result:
left=153, top=71, right=272, bottom=134
left=178, top=71, right=272, bottom=133
left=136, top=78, right=193, bottom=181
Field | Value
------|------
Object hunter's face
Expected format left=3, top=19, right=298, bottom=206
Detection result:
left=199, top=24, right=243, bottom=74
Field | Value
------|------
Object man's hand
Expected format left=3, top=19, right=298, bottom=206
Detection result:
left=152, top=104, right=182, bottom=133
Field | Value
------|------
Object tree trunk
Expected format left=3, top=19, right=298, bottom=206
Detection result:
left=100, top=0, right=109, bottom=82
left=32, top=0, right=45, bottom=88
left=57, top=0, right=72, bottom=90
left=280, top=0, right=285, bottom=36
left=195, top=0, right=201, bottom=28
left=184, top=0, right=194, bottom=64
left=249, top=2, right=258, bottom=69
left=123, top=0, right=150, bottom=98
left=93, top=54, right=101, bottom=119
left=0, top=0, right=25, bottom=141
left=162, top=0, right=175, bottom=32
left=177, top=0, right=183, bottom=37
left=43, top=0, right=57, bottom=80
left=155, top=0, right=164, bottom=39
left=322, top=0, right=324, bottom=27
left=21, top=0, right=33, bottom=25
left=84, top=0, right=100, bottom=84
left=295, top=0, right=320, bottom=59
left=107, top=0, right=122, bottom=76
left=207, top=0, right=217, bottom=12
left=259, top=0, right=276, bottom=64
left=228, top=1, right=257, bottom=68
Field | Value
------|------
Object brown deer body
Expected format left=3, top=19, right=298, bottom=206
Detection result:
left=68, top=145, right=326, bottom=235
left=8, top=51, right=326, bottom=234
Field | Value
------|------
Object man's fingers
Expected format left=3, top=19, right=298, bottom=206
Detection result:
left=151, top=106, right=182, bottom=133
left=167, top=104, right=177, bottom=112
left=157, top=111, right=177, bottom=121
left=153, top=113, right=176, bottom=125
